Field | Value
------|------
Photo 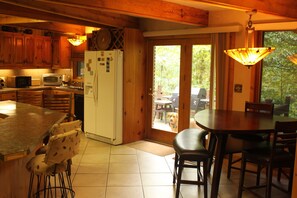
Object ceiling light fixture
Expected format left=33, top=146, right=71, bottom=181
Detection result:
left=67, top=35, right=87, bottom=46
left=288, top=54, right=297, bottom=64
left=224, top=9, right=275, bottom=68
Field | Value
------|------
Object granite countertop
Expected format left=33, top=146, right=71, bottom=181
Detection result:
left=0, top=100, right=66, bottom=161
left=0, top=86, right=84, bottom=95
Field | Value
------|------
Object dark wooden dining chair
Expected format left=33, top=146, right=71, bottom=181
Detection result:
left=225, top=101, right=274, bottom=183
left=173, top=128, right=211, bottom=198
left=17, top=90, right=44, bottom=107
left=238, top=121, right=297, bottom=198
left=43, top=92, right=74, bottom=122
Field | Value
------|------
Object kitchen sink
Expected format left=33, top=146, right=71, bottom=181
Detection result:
left=69, top=85, right=84, bottom=90
left=56, top=86, right=84, bottom=90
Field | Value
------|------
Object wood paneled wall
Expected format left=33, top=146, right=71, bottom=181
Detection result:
left=123, top=28, right=146, bottom=143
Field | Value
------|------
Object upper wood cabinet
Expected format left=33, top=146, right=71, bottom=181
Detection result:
left=0, top=32, right=52, bottom=68
left=52, top=36, right=71, bottom=69
left=24, top=35, right=35, bottom=66
left=13, top=34, right=35, bottom=67
left=0, top=32, right=14, bottom=66
left=34, top=36, right=52, bottom=68
left=13, top=34, right=25, bottom=66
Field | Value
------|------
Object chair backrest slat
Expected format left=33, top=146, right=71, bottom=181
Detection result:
left=273, top=121, right=297, bottom=156
left=17, top=90, right=44, bottom=107
left=245, top=101, right=274, bottom=115
left=43, top=92, right=72, bottom=121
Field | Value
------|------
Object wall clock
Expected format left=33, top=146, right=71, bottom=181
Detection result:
left=94, top=29, right=112, bottom=50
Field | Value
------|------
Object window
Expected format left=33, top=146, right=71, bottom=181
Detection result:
left=72, top=58, right=84, bottom=79
left=261, top=31, right=297, bottom=118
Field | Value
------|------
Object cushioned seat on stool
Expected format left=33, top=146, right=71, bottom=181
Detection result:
left=26, top=127, right=81, bottom=198
left=35, top=120, right=82, bottom=155
left=173, top=128, right=210, bottom=198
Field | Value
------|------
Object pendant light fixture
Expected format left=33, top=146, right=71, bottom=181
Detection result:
left=224, top=9, right=275, bottom=68
left=67, top=35, right=87, bottom=46
left=288, top=54, right=297, bottom=64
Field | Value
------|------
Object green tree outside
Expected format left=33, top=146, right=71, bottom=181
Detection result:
left=262, top=31, right=297, bottom=117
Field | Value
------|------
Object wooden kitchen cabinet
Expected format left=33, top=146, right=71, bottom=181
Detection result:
left=52, top=36, right=71, bottom=69
left=0, top=91, right=17, bottom=101
left=0, top=32, right=74, bottom=69
left=0, top=32, right=39, bottom=68
left=24, top=35, right=35, bottom=66
left=13, top=34, right=34, bottom=67
left=34, top=35, right=52, bottom=68
left=13, top=34, right=25, bottom=66
left=0, top=32, right=14, bottom=66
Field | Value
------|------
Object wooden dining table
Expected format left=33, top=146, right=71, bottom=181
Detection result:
left=194, top=109, right=296, bottom=198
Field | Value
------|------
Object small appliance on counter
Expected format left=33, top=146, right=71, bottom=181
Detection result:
left=42, top=73, right=62, bottom=86
left=6, top=76, right=31, bottom=88
left=62, top=74, right=70, bottom=87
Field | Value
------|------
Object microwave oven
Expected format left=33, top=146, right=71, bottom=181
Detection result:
left=6, top=76, right=32, bottom=88
left=42, top=73, right=62, bottom=86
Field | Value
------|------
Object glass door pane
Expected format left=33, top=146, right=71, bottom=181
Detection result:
left=189, top=45, right=212, bottom=128
left=261, top=31, right=297, bottom=118
left=152, top=45, right=181, bottom=132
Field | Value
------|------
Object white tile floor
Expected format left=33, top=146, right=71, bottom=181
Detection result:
left=70, top=134, right=291, bottom=198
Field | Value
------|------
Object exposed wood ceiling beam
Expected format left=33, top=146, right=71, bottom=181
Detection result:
left=0, top=0, right=138, bottom=29
left=0, top=16, right=47, bottom=24
left=185, top=0, right=297, bottom=19
left=8, top=22, right=86, bottom=35
left=34, top=0, right=209, bottom=26
left=0, top=15, right=85, bottom=35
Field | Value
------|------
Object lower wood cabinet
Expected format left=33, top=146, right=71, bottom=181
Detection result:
left=0, top=91, right=16, bottom=101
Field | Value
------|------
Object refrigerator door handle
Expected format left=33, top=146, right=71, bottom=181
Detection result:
left=93, top=68, right=98, bottom=103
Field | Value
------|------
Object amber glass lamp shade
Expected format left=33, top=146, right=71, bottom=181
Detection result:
left=224, top=9, right=275, bottom=68
left=288, top=54, right=297, bottom=64
left=224, top=47, right=275, bottom=68
left=67, top=35, right=87, bottom=46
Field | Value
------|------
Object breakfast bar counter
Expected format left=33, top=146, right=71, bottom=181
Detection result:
left=0, top=100, right=65, bottom=197
left=0, top=100, right=66, bottom=161
left=0, top=85, right=84, bottom=95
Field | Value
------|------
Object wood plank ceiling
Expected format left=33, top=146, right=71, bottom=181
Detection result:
left=0, top=0, right=296, bottom=35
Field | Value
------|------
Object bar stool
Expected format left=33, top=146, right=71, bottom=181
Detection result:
left=26, top=127, right=81, bottom=198
left=226, top=101, right=274, bottom=183
left=35, top=120, right=82, bottom=155
left=238, top=121, right=297, bottom=198
left=17, top=90, right=44, bottom=107
left=43, top=92, right=74, bottom=122
left=173, top=128, right=210, bottom=198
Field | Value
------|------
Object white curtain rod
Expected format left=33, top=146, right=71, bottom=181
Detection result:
left=253, top=21, right=297, bottom=31
left=143, top=25, right=242, bottom=37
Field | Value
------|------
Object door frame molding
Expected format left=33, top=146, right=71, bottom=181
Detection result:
left=145, top=35, right=212, bottom=144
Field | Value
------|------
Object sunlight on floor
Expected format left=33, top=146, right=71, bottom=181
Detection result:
left=70, top=134, right=291, bottom=198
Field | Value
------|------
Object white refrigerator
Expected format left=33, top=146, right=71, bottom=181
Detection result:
left=84, top=50, right=123, bottom=145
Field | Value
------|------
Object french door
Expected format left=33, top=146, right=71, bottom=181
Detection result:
left=146, top=36, right=212, bottom=144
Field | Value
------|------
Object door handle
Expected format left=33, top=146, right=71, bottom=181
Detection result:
left=148, top=88, right=154, bottom=96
